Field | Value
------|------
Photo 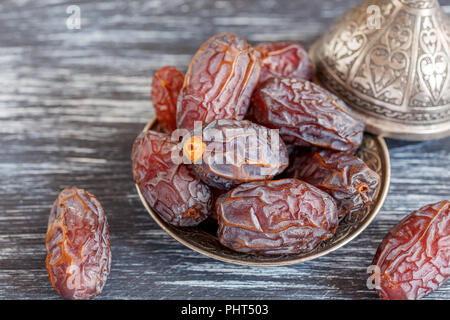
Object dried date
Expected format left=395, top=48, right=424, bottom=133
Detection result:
left=182, top=119, right=289, bottom=190
left=251, top=77, right=364, bottom=152
left=216, top=179, right=338, bottom=255
left=176, top=32, right=261, bottom=130
left=207, top=187, right=228, bottom=223
left=372, top=200, right=450, bottom=300
left=286, top=150, right=380, bottom=216
left=46, top=187, right=111, bottom=300
left=255, top=41, right=312, bottom=85
left=151, top=66, right=184, bottom=132
left=132, top=130, right=212, bottom=226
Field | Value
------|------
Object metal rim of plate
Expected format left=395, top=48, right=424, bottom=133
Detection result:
left=135, top=117, right=391, bottom=266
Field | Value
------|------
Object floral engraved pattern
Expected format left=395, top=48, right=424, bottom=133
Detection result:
left=313, top=0, right=450, bottom=125
left=352, top=11, right=414, bottom=106
left=410, top=16, right=450, bottom=107
left=319, top=0, right=395, bottom=81
left=439, top=10, right=450, bottom=42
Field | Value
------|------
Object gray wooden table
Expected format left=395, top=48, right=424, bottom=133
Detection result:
left=0, top=0, right=449, bottom=300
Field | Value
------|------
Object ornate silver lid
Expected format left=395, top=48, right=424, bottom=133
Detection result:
left=310, top=0, right=450, bottom=140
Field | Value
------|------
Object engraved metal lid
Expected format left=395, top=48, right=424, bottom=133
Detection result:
left=310, top=0, right=450, bottom=140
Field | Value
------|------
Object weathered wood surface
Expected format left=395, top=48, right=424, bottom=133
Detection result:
left=0, top=0, right=449, bottom=300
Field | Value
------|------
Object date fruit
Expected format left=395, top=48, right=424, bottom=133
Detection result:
left=46, top=187, right=111, bottom=300
left=151, top=66, right=184, bottom=132
left=251, top=77, right=364, bottom=152
left=255, top=42, right=312, bottom=85
left=132, top=130, right=212, bottom=226
left=182, top=119, right=289, bottom=190
left=286, top=150, right=380, bottom=216
left=176, top=32, right=261, bottom=130
left=216, top=179, right=338, bottom=255
left=372, top=200, right=450, bottom=300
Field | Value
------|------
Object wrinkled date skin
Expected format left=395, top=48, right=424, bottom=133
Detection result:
left=183, top=119, right=289, bottom=190
left=132, top=130, right=212, bottom=226
left=151, top=66, right=184, bottom=132
left=372, top=200, right=450, bottom=300
left=216, top=179, right=339, bottom=255
left=46, top=188, right=111, bottom=300
left=255, top=42, right=312, bottom=85
left=252, top=77, right=364, bottom=152
left=286, top=150, right=380, bottom=216
left=207, top=188, right=228, bottom=223
left=176, top=32, right=261, bottom=130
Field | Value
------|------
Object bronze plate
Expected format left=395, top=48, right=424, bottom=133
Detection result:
left=135, top=118, right=391, bottom=266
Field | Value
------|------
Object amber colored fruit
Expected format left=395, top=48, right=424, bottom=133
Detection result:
left=45, top=187, right=111, bottom=300
left=182, top=119, right=289, bottom=190
left=286, top=150, right=380, bottom=216
left=255, top=41, right=312, bottom=85
left=252, top=77, right=364, bottom=152
left=372, top=200, right=450, bottom=300
left=132, top=130, right=212, bottom=226
left=216, top=179, right=339, bottom=255
left=176, top=32, right=261, bottom=130
left=151, top=66, right=184, bottom=132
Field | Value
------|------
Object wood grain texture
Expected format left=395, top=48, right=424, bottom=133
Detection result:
left=0, top=0, right=449, bottom=300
